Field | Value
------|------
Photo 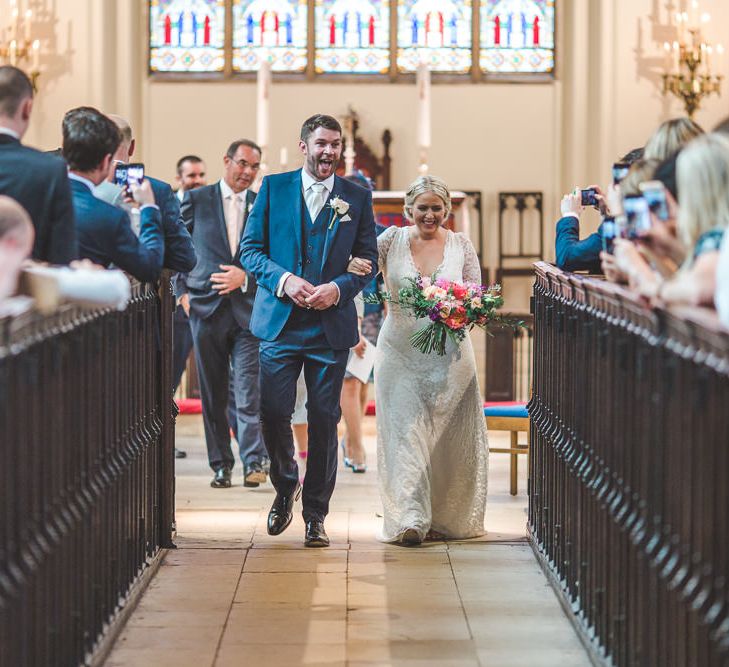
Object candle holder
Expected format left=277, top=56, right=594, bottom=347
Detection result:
left=662, top=18, right=722, bottom=118
left=0, top=39, right=40, bottom=91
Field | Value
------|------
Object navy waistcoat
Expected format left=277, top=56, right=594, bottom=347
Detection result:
left=301, top=196, right=330, bottom=285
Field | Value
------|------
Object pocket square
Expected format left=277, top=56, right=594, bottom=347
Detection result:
left=340, top=214, right=352, bottom=222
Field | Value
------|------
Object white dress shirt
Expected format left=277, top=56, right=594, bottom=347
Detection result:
left=219, top=179, right=248, bottom=291
left=717, top=232, right=729, bottom=328
left=0, top=126, right=20, bottom=140
left=276, top=168, right=339, bottom=304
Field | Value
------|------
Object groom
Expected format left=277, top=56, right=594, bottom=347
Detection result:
left=240, top=114, right=377, bottom=547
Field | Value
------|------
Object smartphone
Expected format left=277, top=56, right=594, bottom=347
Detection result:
left=639, top=180, right=670, bottom=221
left=601, top=216, right=616, bottom=254
left=581, top=187, right=598, bottom=208
left=114, top=162, right=145, bottom=189
left=612, top=162, right=630, bottom=185
left=623, top=194, right=652, bottom=238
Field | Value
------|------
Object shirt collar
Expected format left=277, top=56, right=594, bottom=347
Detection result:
left=219, top=178, right=247, bottom=202
left=301, top=168, right=334, bottom=194
left=0, top=126, right=20, bottom=140
left=68, top=171, right=97, bottom=194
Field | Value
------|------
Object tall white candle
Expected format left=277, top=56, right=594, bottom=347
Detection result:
left=9, top=39, right=16, bottom=66
left=11, top=7, right=18, bottom=41
left=416, top=60, right=431, bottom=149
left=32, top=39, right=39, bottom=69
left=256, top=57, right=271, bottom=150
left=24, top=9, right=31, bottom=41
left=279, top=147, right=288, bottom=170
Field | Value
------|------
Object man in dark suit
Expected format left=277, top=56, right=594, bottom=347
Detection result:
left=0, top=66, right=77, bottom=265
left=95, top=115, right=196, bottom=275
left=62, top=107, right=164, bottom=283
left=180, top=139, right=267, bottom=489
left=241, top=114, right=377, bottom=547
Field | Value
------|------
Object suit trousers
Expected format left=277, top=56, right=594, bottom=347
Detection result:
left=172, top=304, right=194, bottom=393
left=259, top=309, right=348, bottom=523
left=189, top=301, right=266, bottom=471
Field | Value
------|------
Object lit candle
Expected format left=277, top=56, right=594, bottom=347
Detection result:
left=256, top=56, right=271, bottom=150
left=416, top=59, right=431, bottom=149
left=9, top=39, right=16, bottom=66
left=706, top=45, right=713, bottom=73
left=673, top=41, right=681, bottom=72
left=690, top=0, right=699, bottom=27
left=11, top=7, right=18, bottom=41
left=32, top=38, right=39, bottom=70
left=664, top=41, right=672, bottom=71
left=279, top=147, right=288, bottom=170
left=24, top=9, right=31, bottom=42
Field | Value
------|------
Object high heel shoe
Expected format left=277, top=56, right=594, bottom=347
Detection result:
left=351, top=457, right=367, bottom=473
left=340, top=437, right=352, bottom=469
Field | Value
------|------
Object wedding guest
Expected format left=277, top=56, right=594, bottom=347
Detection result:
left=614, top=133, right=729, bottom=308
left=176, top=155, right=207, bottom=202
left=555, top=148, right=643, bottom=273
left=0, top=66, right=77, bottom=265
left=180, top=139, right=268, bottom=489
left=96, top=114, right=196, bottom=273
left=643, top=117, right=704, bottom=161
left=0, top=195, right=33, bottom=300
left=63, top=107, right=165, bottom=283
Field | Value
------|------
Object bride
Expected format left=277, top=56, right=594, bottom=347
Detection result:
left=349, top=175, right=489, bottom=545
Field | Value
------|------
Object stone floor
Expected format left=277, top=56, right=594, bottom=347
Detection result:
left=104, top=415, right=590, bottom=667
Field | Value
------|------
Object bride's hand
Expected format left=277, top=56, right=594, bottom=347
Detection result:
left=347, top=257, right=372, bottom=276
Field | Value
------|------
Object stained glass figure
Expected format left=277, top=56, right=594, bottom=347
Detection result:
left=150, top=0, right=225, bottom=72
left=315, top=0, right=390, bottom=74
left=397, top=0, right=472, bottom=73
left=480, top=0, right=555, bottom=73
left=232, top=0, right=308, bottom=72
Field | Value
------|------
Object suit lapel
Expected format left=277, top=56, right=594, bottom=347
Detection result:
left=321, top=176, right=345, bottom=270
left=290, top=171, right=304, bottom=257
left=211, top=183, right=230, bottom=257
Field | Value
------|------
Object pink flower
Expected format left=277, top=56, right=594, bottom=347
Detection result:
left=435, top=278, right=451, bottom=290
left=420, top=276, right=432, bottom=288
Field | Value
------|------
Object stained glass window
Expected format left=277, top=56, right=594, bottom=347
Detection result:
left=315, top=0, right=390, bottom=74
left=397, top=0, right=472, bottom=73
left=232, top=0, right=308, bottom=72
left=480, top=0, right=555, bottom=73
left=149, top=0, right=225, bottom=72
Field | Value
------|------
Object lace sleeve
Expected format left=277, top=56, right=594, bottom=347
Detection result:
left=457, top=233, right=482, bottom=284
left=378, top=225, right=399, bottom=272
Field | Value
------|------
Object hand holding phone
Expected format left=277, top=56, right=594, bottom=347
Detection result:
left=622, top=194, right=652, bottom=238
left=612, top=162, right=630, bottom=185
left=639, top=180, right=670, bottom=222
left=114, top=162, right=145, bottom=190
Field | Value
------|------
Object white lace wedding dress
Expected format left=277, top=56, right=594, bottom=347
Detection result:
left=375, top=226, right=489, bottom=543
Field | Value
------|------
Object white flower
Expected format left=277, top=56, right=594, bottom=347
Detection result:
left=327, top=196, right=351, bottom=229
left=329, top=196, right=350, bottom=216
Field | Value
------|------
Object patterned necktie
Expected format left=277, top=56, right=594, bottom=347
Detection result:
left=227, top=194, right=242, bottom=256
left=307, top=182, right=327, bottom=223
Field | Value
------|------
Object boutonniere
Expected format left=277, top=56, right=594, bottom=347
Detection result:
left=247, top=201, right=253, bottom=213
left=328, top=196, right=351, bottom=230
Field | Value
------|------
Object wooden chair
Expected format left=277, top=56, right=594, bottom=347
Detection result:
left=484, top=403, right=529, bottom=496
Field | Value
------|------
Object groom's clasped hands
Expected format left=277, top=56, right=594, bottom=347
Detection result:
left=283, top=274, right=339, bottom=310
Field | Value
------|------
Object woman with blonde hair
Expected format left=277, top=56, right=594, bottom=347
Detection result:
left=348, top=175, right=488, bottom=545
left=643, top=117, right=704, bottom=161
left=615, top=132, right=729, bottom=307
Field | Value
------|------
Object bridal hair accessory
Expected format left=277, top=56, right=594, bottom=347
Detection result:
left=366, top=276, right=508, bottom=356
left=328, top=196, right=351, bottom=229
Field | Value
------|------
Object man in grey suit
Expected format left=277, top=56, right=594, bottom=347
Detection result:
left=179, top=139, right=267, bottom=489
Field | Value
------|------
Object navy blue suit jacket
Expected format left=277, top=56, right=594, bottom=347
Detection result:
left=0, top=135, right=77, bottom=264
left=179, top=183, right=256, bottom=328
left=240, top=170, right=378, bottom=350
left=555, top=215, right=604, bottom=273
left=71, top=179, right=165, bottom=283
left=148, top=176, right=196, bottom=272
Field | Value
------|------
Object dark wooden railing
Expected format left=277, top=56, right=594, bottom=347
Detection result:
left=529, top=262, right=729, bottom=667
left=0, top=276, right=176, bottom=667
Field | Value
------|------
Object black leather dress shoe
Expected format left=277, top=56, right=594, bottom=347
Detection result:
left=244, top=461, right=267, bottom=488
left=211, top=467, right=232, bottom=489
left=267, top=484, right=301, bottom=535
left=175, top=448, right=187, bottom=459
left=304, top=520, right=330, bottom=548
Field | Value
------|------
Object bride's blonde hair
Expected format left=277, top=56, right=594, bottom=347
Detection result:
left=403, top=175, right=452, bottom=222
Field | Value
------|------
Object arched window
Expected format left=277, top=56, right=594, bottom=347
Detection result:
left=148, top=0, right=556, bottom=79
left=149, top=0, right=226, bottom=72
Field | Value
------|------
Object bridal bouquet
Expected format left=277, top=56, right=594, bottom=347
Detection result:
left=373, top=276, right=505, bottom=356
